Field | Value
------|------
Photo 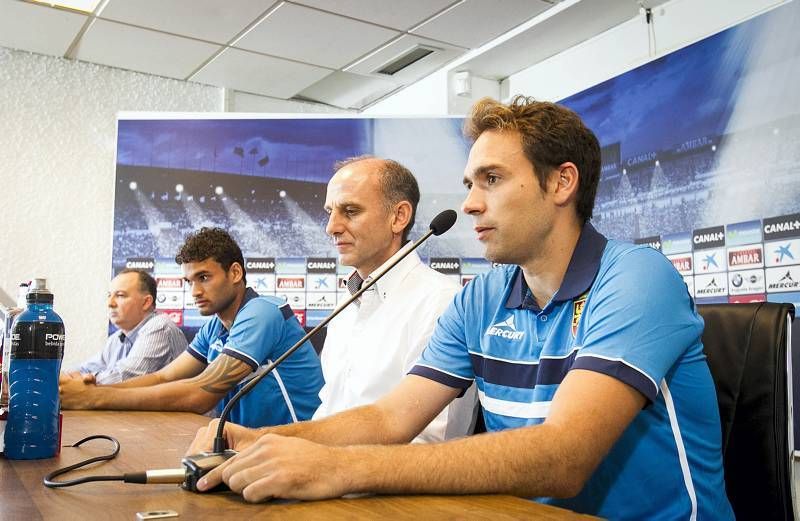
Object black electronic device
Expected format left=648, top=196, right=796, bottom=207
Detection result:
left=181, top=209, right=459, bottom=492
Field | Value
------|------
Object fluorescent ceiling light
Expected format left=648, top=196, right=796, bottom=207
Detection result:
left=27, top=0, right=103, bottom=14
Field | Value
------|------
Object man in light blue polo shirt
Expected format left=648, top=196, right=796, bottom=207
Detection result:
left=61, top=227, right=323, bottom=428
left=188, top=97, right=733, bottom=519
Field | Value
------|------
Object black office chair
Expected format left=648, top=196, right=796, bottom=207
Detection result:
left=698, top=302, right=796, bottom=521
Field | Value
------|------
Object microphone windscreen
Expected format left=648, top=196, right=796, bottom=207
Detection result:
left=429, top=210, right=458, bottom=236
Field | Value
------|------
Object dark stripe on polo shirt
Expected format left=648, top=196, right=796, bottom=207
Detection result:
left=470, top=353, right=538, bottom=388
left=409, top=365, right=473, bottom=394
left=186, top=346, right=208, bottom=364
left=279, top=303, right=294, bottom=320
left=572, top=355, right=658, bottom=401
left=221, top=348, right=258, bottom=370
left=469, top=350, right=580, bottom=388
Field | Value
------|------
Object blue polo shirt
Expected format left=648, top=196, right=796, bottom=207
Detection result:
left=411, top=224, right=734, bottom=520
left=188, top=288, right=323, bottom=428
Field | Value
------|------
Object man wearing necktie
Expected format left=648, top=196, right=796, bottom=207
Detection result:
left=61, top=269, right=186, bottom=385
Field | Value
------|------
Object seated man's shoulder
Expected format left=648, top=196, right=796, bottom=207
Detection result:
left=240, top=294, right=293, bottom=320
left=602, top=240, right=679, bottom=279
left=141, top=312, right=182, bottom=333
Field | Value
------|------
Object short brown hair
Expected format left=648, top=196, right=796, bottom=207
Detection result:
left=464, top=95, right=601, bottom=223
left=117, top=268, right=157, bottom=309
left=334, top=156, right=421, bottom=242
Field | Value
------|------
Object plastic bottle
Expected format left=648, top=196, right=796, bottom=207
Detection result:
left=4, top=278, right=65, bottom=459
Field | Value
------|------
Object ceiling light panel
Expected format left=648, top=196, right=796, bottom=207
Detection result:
left=234, top=2, right=399, bottom=69
left=74, top=19, right=221, bottom=79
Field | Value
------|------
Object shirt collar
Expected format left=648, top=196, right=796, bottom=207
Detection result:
left=345, top=241, right=421, bottom=303
left=120, top=310, right=156, bottom=342
left=222, top=287, right=259, bottom=332
left=505, top=222, right=608, bottom=309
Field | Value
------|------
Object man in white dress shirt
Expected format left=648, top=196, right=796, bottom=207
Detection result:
left=316, top=156, right=477, bottom=442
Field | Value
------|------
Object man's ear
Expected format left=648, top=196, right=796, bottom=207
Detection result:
left=551, top=162, right=579, bottom=207
left=228, top=262, right=245, bottom=284
left=142, top=294, right=155, bottom=311
left=391, top=200, right=413, bottom=236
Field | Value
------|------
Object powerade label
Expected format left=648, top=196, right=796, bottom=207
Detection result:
left=11, top=321, right=65, bottom=359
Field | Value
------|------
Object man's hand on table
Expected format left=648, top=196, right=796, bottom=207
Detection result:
left=195, top=433, right=350, bottom=502
left=186, top=418, right=262, bottom=456
left=59, top=371, right=96, bottom=385
left=59, top=376, right=98, bottom=408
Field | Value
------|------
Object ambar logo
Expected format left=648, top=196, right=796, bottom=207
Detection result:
left=728, top=248, right=762, bottom=267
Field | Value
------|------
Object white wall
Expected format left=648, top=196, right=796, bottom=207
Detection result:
left=0, top=46, right=358, bottom=368
left=363, top=69, right=449, bottom=116
left=506, top=0, right=789, bottom=102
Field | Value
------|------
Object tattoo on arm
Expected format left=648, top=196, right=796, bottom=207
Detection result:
left=184, top=356, right=252, bottom=394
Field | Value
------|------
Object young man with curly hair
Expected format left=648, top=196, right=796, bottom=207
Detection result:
left=60, top=227, right=324, bottom=428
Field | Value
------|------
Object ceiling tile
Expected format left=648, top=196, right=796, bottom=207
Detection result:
left=193, top=47, right=332, bottom=98
left=74, top=19, right=221, bottom=79
left=0, top=0, right=86, bottom=57
left=346, top=34, right=464, bottom=82
left=100, top=0, right=276, bottom=44
left=412, top=0, right=552, bottom=49
left=461, top=0, right=658, bottom=80
left=235, top=2, right=399, bottom=69
left=292, top=0, right=456, bottom=30
left=297, top=70, right=398, bottom=109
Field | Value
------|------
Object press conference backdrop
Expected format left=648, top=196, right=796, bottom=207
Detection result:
left=113, top=2, right=799, bottom=433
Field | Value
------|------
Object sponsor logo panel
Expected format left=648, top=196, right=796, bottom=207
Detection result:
left=765, top=266, right=800, bottom=293
left=307, top=274, right=336, bottom=291
left=693, top=247, right=726, bottom=274
left=727, top=268, right=765, bottom=296
left=306, top=257, right=337, bottom=273
left=278, top=292, right=306, bottom=309
left=245, top=257, right=276, bottom=273
left=692, top=225, right=725, bottom=250
left=762, top=213, right=800, bottom=241
left=634, top=235, right=662, bottom=251
left=461, top=258, right=492, bottom=275
left=162, top=309, right=183, bottom=327
left=764, top=238, right=800, bottom=267
left=276, top=257, right=307, bottom=275
left=305, top=310, right=331, bottom=327
left=667, top=253, right=693, bottom=275
left=429, top=257, right=461, bottom=275
left=727, top=244, right=763, bottom=270
left=767, top=291, right=800, bottom=308
left=246, top=273, right=276, bottom=293
left=662, top=232, right=692, bottom=255
left=694, top=273, right=728, bottom=298
left=293, top=310, right=306, bottom=327
left=277, top=276, right=305, bottom=290
left=125, top=257, right=155, bottom=271
left=306, top=292, right=336, bottom=310
left=183, top=309, right=211, bottom=329
left=156, top=277, right=183, bottom=290
left=726, top=219, right=762, bottom=247
left=155, top=289, right=183, bottom=310
left=728, top=294, right=766, bottom=304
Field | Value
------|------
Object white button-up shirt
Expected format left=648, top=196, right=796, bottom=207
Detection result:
left=314, top=243, right=478, bottom=442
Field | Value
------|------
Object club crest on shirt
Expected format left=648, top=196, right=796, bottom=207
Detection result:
left=572, top=292, right=588, bottom=337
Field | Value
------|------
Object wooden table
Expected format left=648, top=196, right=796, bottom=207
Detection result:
left=1, top=411, right=595, bottom=520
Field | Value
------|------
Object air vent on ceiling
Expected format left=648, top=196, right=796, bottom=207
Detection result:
left=375, top=46, right=435, bottom=76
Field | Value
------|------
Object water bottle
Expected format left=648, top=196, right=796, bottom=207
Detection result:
left=4, top=278, right=65, bottom=459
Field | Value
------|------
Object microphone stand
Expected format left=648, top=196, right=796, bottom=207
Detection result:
left=182, top=209, right=458, bottom=491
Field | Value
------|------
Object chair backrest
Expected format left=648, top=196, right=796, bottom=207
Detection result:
left=698, top=302, right=795, bottom=521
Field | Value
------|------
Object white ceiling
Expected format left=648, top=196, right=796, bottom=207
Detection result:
left=0, top=0, right=666, bottom=110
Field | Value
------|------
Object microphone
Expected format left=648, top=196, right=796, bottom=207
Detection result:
left=181, top=209, right=459, bottom=491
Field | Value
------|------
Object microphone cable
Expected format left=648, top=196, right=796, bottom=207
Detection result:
left=43, top=435, right=185, bottom=487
